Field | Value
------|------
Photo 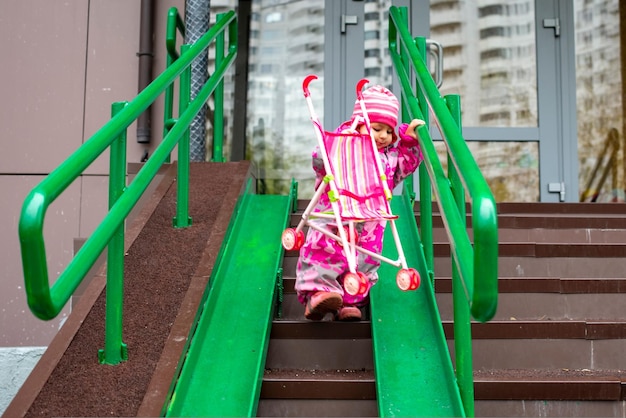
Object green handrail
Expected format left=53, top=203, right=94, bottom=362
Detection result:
left=18, top=9, right=237, bottom=365
left=163, top=7, right=185, bottom=141
left=389, top=6, right=498, bottom=416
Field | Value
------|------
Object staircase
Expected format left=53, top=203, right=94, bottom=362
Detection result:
left=431, top=202, right=626, bottom=417
left=259, top=200, right=626, bottom=417
left=259, top=200, right=378, bottom=417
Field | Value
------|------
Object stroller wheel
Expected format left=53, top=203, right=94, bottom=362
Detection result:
left=397, top=268, right=421, bottom=291
left=343, top=272, right=368, bottom=296
left=281, top=228, right=304, bottom=251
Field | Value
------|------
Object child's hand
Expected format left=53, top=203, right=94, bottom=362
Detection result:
left=405, top=118, right=426, bottom=139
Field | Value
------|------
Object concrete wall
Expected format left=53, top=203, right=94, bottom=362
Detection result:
left=0, top=0, right=184, bottom=348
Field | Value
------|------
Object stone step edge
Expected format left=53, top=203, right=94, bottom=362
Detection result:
left=293, top=200, right=626, bottom=216
left=283, top=241, right=626, bottom=258
left=270, top=320, right=626, bottom=340
left=261, top=368, right=626, bottom=401
left=279, top=276, right=626, bottom=294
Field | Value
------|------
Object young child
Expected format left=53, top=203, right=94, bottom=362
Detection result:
left=295, top=85, right=425, bottom=321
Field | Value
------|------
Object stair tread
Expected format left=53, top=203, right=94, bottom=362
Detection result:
left=264, top=368, right=375, bottom=381
left=271, top=320, right=371, bottom=339
left=262, top=368, right=376, bottom=401
left=442, top=319, right=626, bottom=339
left=474, top=368, right=626, bottom=401
left=475, top=368, right=626, bottom=381
left=282, top=200, right=626, bottom=411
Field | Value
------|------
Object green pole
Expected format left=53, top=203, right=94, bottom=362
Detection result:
left=415, top=36, right=434, bottom=285
left=446, top=94, right=475, bottom=416
left=174, top=44, right=193, bottom=228
left=212, top=13, right=225, bottom=162
left=99, top=101, right=129, bottom=365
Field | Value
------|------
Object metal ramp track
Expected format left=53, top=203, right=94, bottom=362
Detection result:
left=372, top=195, right=465, bottom=416
left=166, top=193, right=291, bottom=417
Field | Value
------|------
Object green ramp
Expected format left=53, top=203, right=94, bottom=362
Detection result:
left=371, top=194, right=465, bottom=417
left=166, top=193, right=290, bottom=417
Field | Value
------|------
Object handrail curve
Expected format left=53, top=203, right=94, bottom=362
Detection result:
left=18, top=9, right=237, bottom=366
left=389, top=6, right=498, bottom=322
left=389, top=7, right=498, bottom=415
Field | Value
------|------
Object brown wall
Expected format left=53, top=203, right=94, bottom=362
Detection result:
left=0, top=0, right=184, bottom=346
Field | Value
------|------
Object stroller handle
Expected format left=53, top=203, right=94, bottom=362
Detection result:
left=303, top=74, right=318, bottom=97
left=356, top=78, right=369, bottom=100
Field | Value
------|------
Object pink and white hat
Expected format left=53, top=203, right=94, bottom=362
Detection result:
left=352, top=85, right=399, bottom=129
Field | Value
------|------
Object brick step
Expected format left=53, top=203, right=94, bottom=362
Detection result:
left=282, top=240, right=626, bottom=261
left=417, top=213, right=626, bottom=230
left=289, top=211, right=626, bottom=231
left=432, top=227, right=626, bottom=244
left=434, top=255, right=625, bottom=278
left=270, top=317, right=626, bottom=342
left=281, top=276, right=626, bottom=294
left=266, top=320, right=373, bottom=371
left=261, top=368, right=626, bottom=402
left=294, top=200, right=626, bottom=215
left=278, top=276, right=626, bottom=322
left=269, top=319, right=626, bottom=371
left=292, top=200, right=626, bottom=230
left=258, top=369, right=377, bottom=417
left=258, top=367, right=626, bottom=417
left=474, top=368, right=626, bottom=401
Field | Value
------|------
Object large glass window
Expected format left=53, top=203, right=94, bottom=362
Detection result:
left=246, top=0, right=325, bottom=196
left=430, top=1, right=538, bottom=201
left=574, top=0, right=623, bottom=202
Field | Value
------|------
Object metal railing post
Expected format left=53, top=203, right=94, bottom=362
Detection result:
left=414, top=36, right=434, bottom=285
left=446, top=93, right=475, bottom=416
left=98, top=101, right=129, bottom=365
left=212, top=13, right=226, bottom=162
left=174, top=44, right=193, bottom=228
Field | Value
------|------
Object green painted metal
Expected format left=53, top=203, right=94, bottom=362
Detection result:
left=389, top=7, right=498, bottom=322
left=212, top=13, right=226, bottom=162
left=98, top=102, right=129, bottom=365
left=388, top=6, right=498, bottom=416
left=165, top=192, right=291, bottom=417
left=18, top=10, right=237, bottom=365
left=372, top=190, right=465, bottom=417
left=446, top=94, right=475, bottom=416
left=163, top=7, right=185, bottom=161
left=174, top=43, right=193, bottom=228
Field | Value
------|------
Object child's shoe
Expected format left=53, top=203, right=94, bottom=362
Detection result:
left=336, top=305, right=362, bottom=321
left=304, top=291, right=343, bottom=320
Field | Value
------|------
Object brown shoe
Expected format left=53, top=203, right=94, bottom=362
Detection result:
left=305, top=292, right=343, bottom=320
left=336, top=305, right=362, bottom=321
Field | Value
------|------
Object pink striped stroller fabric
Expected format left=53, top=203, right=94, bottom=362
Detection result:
left=323, top=129, right=397, bottom=221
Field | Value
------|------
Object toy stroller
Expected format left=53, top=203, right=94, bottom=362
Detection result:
left=281, top=74, right=420, bottom=296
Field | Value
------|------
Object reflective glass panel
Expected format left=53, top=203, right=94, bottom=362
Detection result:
left=574, top=0, right=623, bottom=202
left=247, top=0, right=325, bottom=196
left=432, top=1, right=537, bottom=128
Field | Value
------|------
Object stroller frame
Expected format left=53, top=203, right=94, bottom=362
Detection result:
left=281, top=75, right=420, bottom=295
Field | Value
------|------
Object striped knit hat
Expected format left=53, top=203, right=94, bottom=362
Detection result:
left=352, top=85, right=399, bottom=129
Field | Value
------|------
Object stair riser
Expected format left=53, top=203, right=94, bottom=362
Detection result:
left=475, top=399, right=625, bottom=417
left=434, top=256, right=626, bottom=278
left=265, top=339, right=374, bottom=370
left=278, top=289, right=626, bottom=322
left=257, top=399, right=377, bottom=417
left=436, top=293, right=626, bottom=321
left=452, top=339, right=626, bottom=371
left=432, top=227, right=626, bottom=244
left=285, top=255, right=626, bottom=279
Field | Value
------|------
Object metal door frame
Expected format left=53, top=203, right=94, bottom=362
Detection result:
left=324, top=0, right=579, bottom=202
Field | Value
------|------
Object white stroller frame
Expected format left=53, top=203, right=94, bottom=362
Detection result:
left=281, top=75, right=420, bottom=295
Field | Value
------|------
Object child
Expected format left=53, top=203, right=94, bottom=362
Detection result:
left=295, top=85, right=425, bottom=321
